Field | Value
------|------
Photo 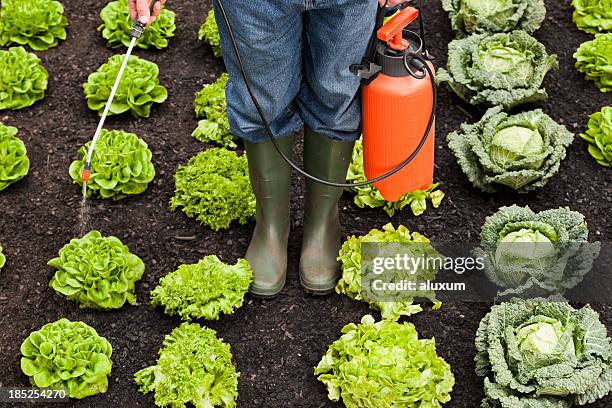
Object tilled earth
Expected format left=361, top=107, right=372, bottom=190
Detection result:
left=0, top=0, right=610, bottom=407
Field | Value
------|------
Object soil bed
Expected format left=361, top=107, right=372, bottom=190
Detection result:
left=0, top=0, right=610, bottom=407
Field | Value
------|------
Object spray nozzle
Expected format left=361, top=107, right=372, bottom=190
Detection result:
left=81, top=162, right=91, bottom=184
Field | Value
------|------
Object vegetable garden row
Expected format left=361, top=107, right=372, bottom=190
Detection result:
left=0, top=0, right=610, bottom=407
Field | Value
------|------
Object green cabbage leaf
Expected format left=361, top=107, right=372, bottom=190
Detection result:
left=572, top=0, right=612, bottom=34
left=574, top=33, right=612, bottom=92
left=0, top=242, right=6, bottom=270
left=134, top=322, right=239, bottom=408
left=0, top=122, right=30, bottom=191
left=199, top=10, right=221, bottom=57
left=151, top=255, right=252, bottom=321
left=20, top=319, right=113, bottom=399
left=315, top=314, right=455, bottom=408
left=193, top=73, right=237, bottom=148
left=0, top=47, right=48, bottom=111
left=437, top=30, right=558, bottom=109
left=581, top=106, right=612, bottom=166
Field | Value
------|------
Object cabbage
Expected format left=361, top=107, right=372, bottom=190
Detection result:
left=572, top=0, right=612, bottom=34
left=0, top=47, right=48, bottom=111
left=447, top=106, right=574, bottom=193
left=199, top=9, right=221, bottom=57
left=574, top=33, right=612, bottom=92
left=0, top=242, right=5, bottom=271
left=581, top=106, right=612, bottom=166
left=437, top=30, right=558, bottom=109
left=192, top=73, right=237, bottom=148
left=0, top=122, right=30, bottom=191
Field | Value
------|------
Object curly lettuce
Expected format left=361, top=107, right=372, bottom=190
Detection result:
left=0, top=47, right=48, bottom=111
left=135, top=322, right=239, bottom=408
left=99, top=0, right=176, bottom=50
left=476, top=299, right=612, bottom=407
left=572, top=0, right=612, bottom=34
left=68, top=129, right=156, bottom=200
left=0, top=242, right=5, bottom=271
left=151, top=255, right=252, bottom=321
left=48, top=230, right=145, bottom=309
left=574, top=33, right=612, bottom=92
left=315, top=314, right=454, bottom=408
left=346, top=139, right=444, bottom=216
left=447, top=107, right=574, bottom=193
left=442, top=0, right=546, bottom=37
left=0, top=0, right=68, bottom=51
left=199, top=10, right=221, bottom=57
left=581, top=106, right=612, bottom=166
left=83, top=55, right=168, bottom=118
left=21, top=319, right=113, bottom=399
left=336, top=223, right=442, bottom=321
left=170, top=148, right=255, bottom=231
left=0, top=122, right=29, bottom=191
left=193, top=73, right=236, bottom=148
left=437, top=30, right=558, bottom=109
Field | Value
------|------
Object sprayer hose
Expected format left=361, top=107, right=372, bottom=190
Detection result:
left=215, top=0, right=437, bottom=188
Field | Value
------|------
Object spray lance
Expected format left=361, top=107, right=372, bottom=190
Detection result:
left=214, top=0, right=436, bottom=200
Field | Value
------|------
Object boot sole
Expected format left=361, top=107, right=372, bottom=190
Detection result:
left=299, top=274, right=337, bottom=296
left=249, top=277, right=286, bottom=298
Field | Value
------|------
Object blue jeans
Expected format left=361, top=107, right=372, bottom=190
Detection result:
left=213, top=0, right=378, bottom=142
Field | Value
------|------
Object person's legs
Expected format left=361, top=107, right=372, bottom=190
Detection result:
left=214, top=0, right=304, bottom=296
left=298, top=0, right=377, bottom=293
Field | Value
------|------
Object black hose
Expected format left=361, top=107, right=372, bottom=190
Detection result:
left=214, top=0, right=436, bottom=188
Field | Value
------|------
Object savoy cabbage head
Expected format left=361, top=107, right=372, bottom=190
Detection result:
left=571, top=0, right=612, bottom=34
left=574, top=33, right=612, bottom=92
left=0, top=47, right=48, bottom=111
left=437, top=30, right=558, bottom=109
left=193, top=73, right=237, bottom=148
left=474, top=205, right=600, bottom=299
left=442, top=0, right=546, bottom=37
left=0, top=122, right=30, bottom=191
left=581, top=106, right=612, bottom=166
left=447, top=107, right=574, bottom=193
left=199, top=9, right=221, bottom=57
left=476, top=299, right=612, bottom=407
left=135, top=322, right=239, bottom=408
left=0, top=0, right=68, bottom=51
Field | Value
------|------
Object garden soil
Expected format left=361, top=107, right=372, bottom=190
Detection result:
left=0, top=0, right=610, bottom=407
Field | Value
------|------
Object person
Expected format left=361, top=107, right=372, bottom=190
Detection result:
left=130, top=0, right=411, bottom=297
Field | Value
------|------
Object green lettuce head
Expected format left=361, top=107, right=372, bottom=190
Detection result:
left=581, top=106, right=612, bottom=166
left=199, top=9, right=221, bottom=57
left=437, top=30, right=558, bottom=109
left=83, top=55, right=168, bottom=118
left=442, top=0, right=546, bottom=37
left=48, top=230, right=145, bottom=309
left=475, top=299, right=612, bottom=407
left=0, top=47, right=48, bottom=111
left=447, top=107, right=574, bottom=193
left=572, top=0, right=612, bottom=34
left=475, top=205, right=600, bottom=298
left=0, top=122, right=30, bottom=191
left=170, top=148, right=255, bottom=231
left=0, top=243, right=5, bottom=270
left=151, top=255, right=253, bottom=321
left=574, top=33, right=612, bottom=92
left=135, top=322, right=239, bottom=408
left=20, top=319, right=113, bottom=399
left=193, top=73, right=237, bottom=148
left=315, top=315, right=455, bottom=408
left=99, top=0, right=175, bottom=49
left=346, top=139, right=444, bottom=216
left=69, top=129, right=155, bottom=200
left=0, top=0, right=68, bottom=51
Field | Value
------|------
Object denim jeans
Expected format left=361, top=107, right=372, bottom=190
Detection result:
left=213, top=0, right=378, bottom=142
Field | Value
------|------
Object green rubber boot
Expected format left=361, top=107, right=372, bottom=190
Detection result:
left=244, top=136, right=294, bottom=297
left=300, top=127, right=355, bottom=295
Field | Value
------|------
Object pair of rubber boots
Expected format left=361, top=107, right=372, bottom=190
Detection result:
left=245, top=127, right=354, bottom=297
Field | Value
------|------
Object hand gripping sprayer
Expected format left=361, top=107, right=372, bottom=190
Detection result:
left=214, top=0, right=436, bottom=199
left=80, top=2, right=155, bottom=192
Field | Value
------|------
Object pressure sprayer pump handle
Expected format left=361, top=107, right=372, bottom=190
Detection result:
left=130, top=0, right=157, bottom=39
left=377, top=7, right=419, bottom=51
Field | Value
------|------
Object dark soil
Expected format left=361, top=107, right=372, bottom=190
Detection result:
left=0, top=0, right=610, bottom=407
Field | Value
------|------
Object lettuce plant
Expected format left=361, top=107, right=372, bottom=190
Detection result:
left=0, top=0, right=68, bottom=51
left=48, top=230, right=145, bottom=309
left=336, top=223, right=441, bottom=321
left=346, top=139, right=444, bottom=216
left=99, top=0, right=176, bottom=50
left=135, top=322, right=239, bottom=408
left=447, top=107, right=574, bottom=193
left=20, top=319, right=113, bottom=399
left=442, top=0, right=545, bottom=37
left=84, top=55, right=168, bottom=118
left=193, top=73, right=236, bottom=148
left=315, top=314, right=454, bottom=408
left=0, top=47, right=48, bottom=111
left=475, top=299, right=612, bottom=407
left=199, top=10, right=221, bottom=57
left=0, top=122, right=30, bottom=191
left=574, top=33, right=612, bottom=92
left=69, top=129, right=156, bottom=200
left=581, top=106, right=612, bottom=166
left=151, top=255, right=253, bottom=321
left=0, top=242, right=5, bottom=271
left=572, top=0, right=612, bottom=34
left=170, top=148, right=255, bottom=231
left=437, top=31, right=558, bottom=109
left=474, top=205, right=600, bottom=298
